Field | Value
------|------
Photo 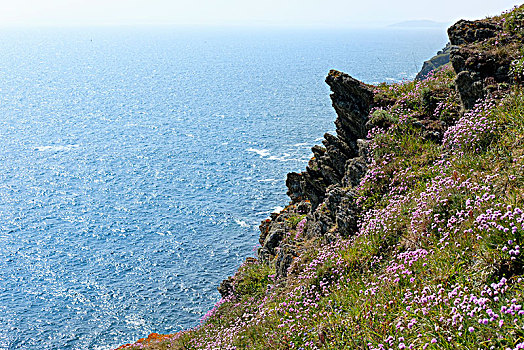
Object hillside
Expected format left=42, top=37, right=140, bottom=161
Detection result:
left=118, top=5, right=524, bottom=349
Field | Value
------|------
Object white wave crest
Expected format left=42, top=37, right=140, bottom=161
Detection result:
left=35, top=144, right=79, bottom=152
left=247, top=148, right=270, bottom=157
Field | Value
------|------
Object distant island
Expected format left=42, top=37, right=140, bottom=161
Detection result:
left=389, top=19, right=450, bottom=28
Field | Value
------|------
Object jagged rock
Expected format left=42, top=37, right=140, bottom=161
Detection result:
left=259, top=213, right=287, bottom=259
left=448, top=20, right=499, bottom=46
left=296, top=201, right=311, bottom=214
left=447, top=19, right=514, bottom=111
left=217, top=276, right=234, bottom=298
left=450, top=46, right=466, bottom=72
left=312, top=145, right=326, bottom=159
left=259, top=230, right=283, bottom=262
left=324, top=133, right=355, bottom=159
left=286, top=172, right=305, bottom=202
left=259, top=212, right=280, bottom=245
left=257, top=70, right=374, bottom=281
left=325, top=186, right=346, bottom=216
left=323, top=133, right=356, bottom=176
left=335, top=191, right=360, bottom=237
left=264, top=227, right=285, bottom=252
left=284, top=71, right=374, bottom=211
left=342, top=157, right=367, bottom=188
left=450, top=48, right=486, bottom=110
left=415, top=43, right=451, bottom=81
left=326, top=70, right=374, bottom=145
left=357, top=139, right=371, bottom=161
left=306, top=186, right=346, bottom=237
left=302, top=170, right=329, bottom=210
left=319, top=163, right=341, bottom=187
left=304, top=185, right=361, bottom=239
left=455, top=70, right=485, bottom=110
left=275, top=245, right=295, bottom=280
left=259, top=219, right=271, bottom=245
left=257, top=201, right=309, bottom=263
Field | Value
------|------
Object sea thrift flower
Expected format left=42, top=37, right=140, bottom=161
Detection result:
left=443, top=99, right=497, bottom=152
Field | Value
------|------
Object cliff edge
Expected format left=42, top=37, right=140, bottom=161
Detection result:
left=118, top=5, right=524, bottom=350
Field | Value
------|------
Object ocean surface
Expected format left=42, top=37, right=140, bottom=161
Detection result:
left=0, top=26, right=447, bottom=349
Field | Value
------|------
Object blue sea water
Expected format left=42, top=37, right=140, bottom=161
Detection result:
left=0, top=27, right=447, bottom=349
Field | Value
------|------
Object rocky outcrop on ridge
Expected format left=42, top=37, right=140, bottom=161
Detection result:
left=448, top=17, right=519, bottom=110
left=217, top=9, right=524, bottom=299
left=285, top=71, right=373, bottom=210
left=258, top=71, right=375, bottom=280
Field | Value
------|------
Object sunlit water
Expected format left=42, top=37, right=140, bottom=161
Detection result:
left=0, top=27, right=447, bottom=349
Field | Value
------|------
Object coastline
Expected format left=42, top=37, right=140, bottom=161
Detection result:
left=118, top=5, right=524, bottom=349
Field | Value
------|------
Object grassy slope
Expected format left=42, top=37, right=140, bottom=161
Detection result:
left=118, top=6, right=524, bottom=350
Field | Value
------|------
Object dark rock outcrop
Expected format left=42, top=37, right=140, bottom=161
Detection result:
left=305, top=186, right=359, bottom=239
left=448, top=20, right=499, bottom=46
left=251, top=71, right=375, bottom=281
left=286, top=172, right=305, bottom=202
left=447, top=19, right=515, bottom=110
left=258, top=201, right=310, bottom=265
left=454, top=70, right=485, bottom=110
left=335, top=190, right=360, bottom=237
left=217, top=276, right=235, bottom=298
left=326, top=71, right=374, bottom=149
left=275, top=245, right=296, bottom=279
left=343, top=156, right=367, bottom=188
left=284, top=71, right=374, bottom=211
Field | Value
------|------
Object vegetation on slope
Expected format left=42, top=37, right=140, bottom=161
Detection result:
left=118, top=5, right=524, bottom=350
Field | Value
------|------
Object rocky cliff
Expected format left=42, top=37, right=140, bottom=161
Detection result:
left=448, top=16, right=520, bottom=110
left=249, top=25, right=514, bottom=289
left=119, top=5, right=524, bottom=349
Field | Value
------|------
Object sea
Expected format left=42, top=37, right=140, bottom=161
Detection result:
left=0, top=26, right=447, bottom=349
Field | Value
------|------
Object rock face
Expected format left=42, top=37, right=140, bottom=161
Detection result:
left=447, top=19, right=515, bottom=110
left=415, top=43, right=451, bottom=81
left=285, top=71, right=374, bottom=212
left=217, top=277, right=235, bottom=298
left=219, top=70, right=376, bottom=296
left=249, top=71, right=375, bottom=283
left=448, top=20, right=499, bottom=45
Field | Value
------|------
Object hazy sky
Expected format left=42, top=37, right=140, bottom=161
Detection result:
left=0, top=0, right=520, bottom=27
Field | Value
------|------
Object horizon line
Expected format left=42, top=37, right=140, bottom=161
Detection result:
left=0, top=20, right=454, bottom=30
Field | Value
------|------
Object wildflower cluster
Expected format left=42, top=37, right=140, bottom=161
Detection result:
left=295, top=218, right=307, bottom=239
left=442, top=99, right=498, bottom=153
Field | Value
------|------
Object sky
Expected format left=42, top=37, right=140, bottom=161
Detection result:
left=0, top=0, right=520, bottom=27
